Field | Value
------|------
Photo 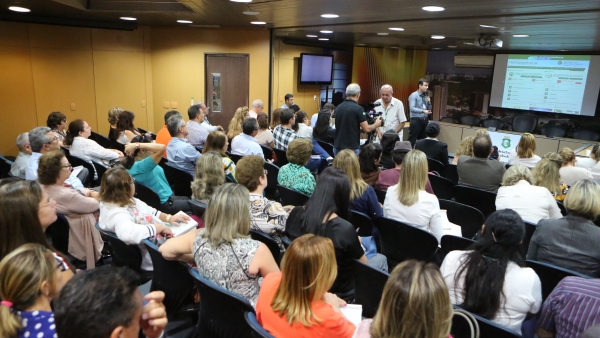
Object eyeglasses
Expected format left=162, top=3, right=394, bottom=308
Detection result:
left=46, top=136, right=59, bottom=144
left=264, top=169, right=268, bottom=176
left=61, top=163, right=72, bottom=169
left=129, top=177, right=136, bottom=184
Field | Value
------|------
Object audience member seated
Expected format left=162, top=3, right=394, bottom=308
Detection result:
left=527, top=179, right=600, bottom=277
left=475, top=130, right=499, bottom=161
left=559, top=147, right=593, bottom=185
left=0, top=243, right=70, bottom=338
left=359, top=143, right=383, bottom=186
left=285, top=168, right=387, bottom=302
left=295, top=111, right=313, bottom=138
left=375, top=141, right=434, bottom=193
left=160, top=184, right=279, bottom=307
left=249, top=99, right=263, bottom=118
left=415, top=121, right=449, bottom=166
left=441, top=209, right=542, bottom=334
left=9, top=132, right=31, bottom=179
left=191, top=152, right=225, bottom=204
left=383, top=150, right=443, bottom=243
left=54, top=267, right=167, bottom=338
left=257, top=234, right=355, bottom=337
left=333, top=149, right=383, bottom=220
left=107, top=106, right=123, bottom=141
left=67, top=119, right=123, bottom=179
left=537, top=276, right=600, bottom=338
left=46, top=111, right=67, bottom=144
left=270, top=108, right=282, bottom=130
left=575, top=144, right=600, bottom=171
left=186, top=103, right=210, bottom=147
left=203, top=131, right=235, bottom=177
left=113, top=110, right=141, bottom=144
left=231, top=118, right=264, bottom=158
left=508, top=133, right=541, bottom=168
left=378, top=131, right=399, bottom=169
left=495, top=164, right=561, bottom=224
left=166, top=114, right=200, bottom=177
left=236, top=155, right=290, bottom=252
left=122, top=136, right=191, bottom=213
left=273, top=109, right=298, bottom=151
left=533, top=152, right=569, bottom=201
left=452, top=136, right=474, bottom=165
left=227, top=106, right=250, bottom=140
left=26, top=126, right=88, bottom=189
left=195, top=101, right=223, bottom=133
left=255, top=112, right=274, bottom=147
left=277, top=138, right=316, bottom=196
left=354, top=260, right=453, bottom=338
left=311, top=102, right=335, bottom=128
left=313, top=110, right=336, bottom=144
left=457, top=135, right=506, bottom=192
left=38, top=151, right=103, bottom=269
left=98, top=167, right=188, bottom=271
left=155, top=110, right=181, bottom=155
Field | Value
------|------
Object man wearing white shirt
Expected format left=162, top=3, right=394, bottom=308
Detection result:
left=231, top=118, right=264, bottom=158
left=281, top=93, right=294, bottom=109
left=10, top=132, right=32, bottom=179
left=192, top=102, right=223, bottom=133
left=374, top=84, right=407, bottom=141
left=249, top=99, right=263, bottom=119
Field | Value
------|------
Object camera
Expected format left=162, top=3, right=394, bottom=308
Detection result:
left=366, top=102, right=385, bottom=127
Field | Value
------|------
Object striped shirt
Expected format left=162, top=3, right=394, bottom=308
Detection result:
left=538, top=277, right=600, bottom=338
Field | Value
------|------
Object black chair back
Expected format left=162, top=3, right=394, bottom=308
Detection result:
left=316, top=140, right=335, bottom=157
left=65, top=154, right=94, bottom=187
left=374, top=188, right=387, bottom=205
left=520, top=220, right=537, bottom=257
left=377, top=217, right=439, bottom=268
left=160, top=162, right=193, bottom=198
left=277, top=185, right=310, bottom=206
left=427, top=157, right=446, bottom=176
left=264, top=162, right=280, bottom=201
left=134, top=181, right=162, bottom=210
left=428, top=174, right=455, bottom=200
left=189, top=267, right=255, bottom=338
left=92, top=161, right=109, bottom=183
left=573, top=128, right=600, bottom=141
left=444, top=164, right=459, bottom=185
left=229, top=153, right=243, bottom=164
left=60, top=146, right=71, bottom=156
left=451, top=307, right=522, bottom=338
left=526, top=260, right=592, bottom=300
left=281, top=237, right=292, bottom=250
left=454, top=185, right=497, bottom=219
left=440, top=117, right=458, bottom=124
left=512, top=114, right=538, bottom=133
left=352, top=259, right=389, bottom=319
left=439, top=199, right=484, bottom=239
left=0, top=156, right=12, bottom=178
left=459, top=115, right=481, bottom=127
left=349, top=210, right=375, bottom=237
left=90, top=131, right=111, bottom=148
left=273, top=148, right=288, bottom=167
left=249, top=229, right=281, bottom=264
left=45, top=213, right=70, bottom=256
left=188, top=199, right=207, bottom=218
left=109, top=139, right=126, bottom=152
left=245, top=312, right=275, bottom=338
left=556, top=201, right=568, bottom=216
left=481, top=118, right=505, bottom=130
left=440, top=235, right=475, bottom=256
left=260, top=145, right=273, bottom=160
left=540, top=125, right=567, bottom=138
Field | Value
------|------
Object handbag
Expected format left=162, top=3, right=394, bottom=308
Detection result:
left=452, top=308, right=480, bottom=338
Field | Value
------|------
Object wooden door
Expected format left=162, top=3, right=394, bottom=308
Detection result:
left=205, top=54, right=249, bottom=131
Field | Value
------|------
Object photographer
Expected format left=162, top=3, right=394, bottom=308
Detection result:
left=334, top=83, right=382, bottom=156
left=375, top=84, right=407, bottom=141
left=408, top=78, right=432, bottom=147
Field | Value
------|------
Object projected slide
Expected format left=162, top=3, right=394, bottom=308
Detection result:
left=501, top=55, right=590, bottom=114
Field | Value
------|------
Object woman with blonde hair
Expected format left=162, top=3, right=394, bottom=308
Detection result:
left=160, top=183, right=279, bottom=307
left=532, top=152, right=569, bottom=201
left=559, top=147, right=593, bottom=185
left=191, top=151, right=225, bottom=204
left=0, top=243, right=70, bottom=338
left=355, top=260, right=453, bottom=338
left=333, top=149, right=382, bottom=220
left=452, top=136, right=474, bottom=164
left=204, top=131, right=236, bottom=176
left=256, top=234, right=354, bottom=337
left=383, top=150, right=443, bottom=243
left=508, top=133, right=541, bottom=167
left=107, top=106, right=123, bottom=140
left=227, top=106, right=250, bottom=140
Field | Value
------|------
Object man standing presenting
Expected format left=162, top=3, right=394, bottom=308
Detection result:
left=408, top=78, right=432, bottom=146
left=281, top=93, right=294, bottom=109
left=333, top=83, right=382, bottom=155
left=374, top=84, right=407, bottom=141
left=249, top=99, right=264, bottom=118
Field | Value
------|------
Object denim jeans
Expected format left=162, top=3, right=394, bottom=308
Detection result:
left=333, top=147, right=360, bottom=156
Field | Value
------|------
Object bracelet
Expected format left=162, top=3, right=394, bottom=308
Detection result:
left=166, top=214, right=172, bottom=223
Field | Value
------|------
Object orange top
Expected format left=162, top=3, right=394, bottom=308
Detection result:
left=256, top=273, right=355, bottom=338
left=155, top=125, right=172, bottom=157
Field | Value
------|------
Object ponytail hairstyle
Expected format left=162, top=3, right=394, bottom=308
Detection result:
left=64, top=119, right=86, bottom=146
left=121, top=135, right=153, bottom=170
left=454, top=209, right=525, bottom=319
left=0, top=243, right=60, bottom=338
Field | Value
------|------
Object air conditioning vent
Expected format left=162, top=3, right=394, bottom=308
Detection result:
left=454, top=55, right=494, bottom=68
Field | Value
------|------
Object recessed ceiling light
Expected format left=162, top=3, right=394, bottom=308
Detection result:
left=319, top=38, right=329, bottom=41
left=242, top=11, right=259, bottom=15
left=321, top=14, right=339, bottom=18
left=120, top=17, right=136, bottom=21
left=479, top=24, right=498, bottom=28
left=432, top=47, right=441, bottom=50
left=177, top=20, right=193, bottom=24
left=513, top=34, right=529, bottom=37
left=431, top=35, right=445, bottom=39
left=463, top=42, right=474, bottom=45
left=389, top=27, right=404, bottom=31
left=231, top=0, right=252, bottom=2
left=320, top=30, right=333, bottom=34
left=557, top=49, right=569, bottom=51
left=9, top=6, right=30, bottom=12
left=377, top=32, right=389, bottom=36
left=251, top=21, right=266, bottom=25
left=390, top=47, right=399, bottom=49
left=422, top=6, right=445, bottom=11
left=448, top=45, right=457, bottom=48
left=357, top=43, right=366, bottom=46
left=306, top=35, right=318, bottom=38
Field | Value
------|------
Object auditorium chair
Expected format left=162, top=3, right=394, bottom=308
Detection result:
left=520, top=220, right=537, bottom=257
left=439, top=199, right=484, bottom=239
left=249, top=229, right=281, bottom=264
left=352, top=259, right=389, bottom=318
left=245, top=312, right=275, bottom=338
left=133, top=181, right=162, bottom=211
left=481, top=118, right=506, bottom=130
left=512, top=114, right=538, bottom=133
left=65, top=153, right=94, bottom=187
left=377, top=217, right=439, bottom=268
left=375, top=188, right=387, bottom=205
left=427, top=157, right=446, bottom=176
left=459, top=115, right=481, bottom=127
left=277, top=185, right=309, bottom=206
left=316, top=140, right=335, bottom=158
left=263, top=162, right=280, bottom=200
left=349, top=210, right=375, bottom=237
left=526, top=260, right=592, bottom=300
left=444, top=164, right=459, bottom=185
left=188, top=199, right=207, bottom=219
left=229, top=153, right=243, bottom=164
left=273, top=148, right=288, bottom=167
left=451, top=306, right=522, bottom=338
left=0, top=156, right=13, bottom=178
left=90, top=131, right=111, bottom=148
left=540, top=125, right=567, bottom=138
left=160, top=162, right=193, bottom=197
left=260, top=145, right=273, bottom=160
left=428, top=174, right=455, bottom=201
left=573, top=128, right=600, bottom=141
left=440, top=117, right=458, bottom=124
left=440, top=235, right=475, bottom=256
left=454, top=185, right=497, bottom=219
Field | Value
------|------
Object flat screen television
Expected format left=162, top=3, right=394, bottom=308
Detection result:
left=299, top=53, right=333, bottom=85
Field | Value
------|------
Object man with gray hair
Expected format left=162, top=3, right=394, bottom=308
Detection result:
left=9, top=132, right=32, bottom=179
left=231, top=118, right=264, bottom=158
left=333, top=83, right=382, bottom=155
left=374, top=84, right=407, bottom=141
left=248, top=99, right=264, bottom=119
left=166, top=114, right=200, bottom=177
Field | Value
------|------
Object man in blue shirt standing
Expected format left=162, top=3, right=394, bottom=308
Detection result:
left=408, top=78, right=432, bottom=147
left=166, top=114, right=200, bottom=177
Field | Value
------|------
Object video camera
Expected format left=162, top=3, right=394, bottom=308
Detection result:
left=366, top=102, right=385, bottom=127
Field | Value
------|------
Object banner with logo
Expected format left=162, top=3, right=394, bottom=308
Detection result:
left=489, top=131, right=522, bottom=163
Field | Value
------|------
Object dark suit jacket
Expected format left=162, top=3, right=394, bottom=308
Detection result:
left=415, top=138, right=449, bottom=166
left=457, top=156, right=505, bottom=192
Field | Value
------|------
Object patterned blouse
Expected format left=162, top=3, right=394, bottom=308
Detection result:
left=193, top=229, right=261, bottom=307
left=222, top=157, right=236, bottom=177
left=277, top=163, right=316, bottom=196
left=249, top=193, right=290, bottom=252
left=17, top=310, right=56, bottom=338
left=552, top=182, right=569, bottom=202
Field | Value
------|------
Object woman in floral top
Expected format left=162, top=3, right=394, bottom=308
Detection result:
left=277, top=138, right=316, bottom=196
left=203, top=131, right=236, bottom=177
left=532, top=152, right=570, bottom=201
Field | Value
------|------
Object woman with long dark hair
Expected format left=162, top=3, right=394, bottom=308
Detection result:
left=313, top=110, right=335, bottom=144
left=113, top=110, right=141, bottom=144
left=359, top=143, right=383, bottom=186
left=440, top=209, right=542, bottom=334
left=379, top=131, right=400, bottom=169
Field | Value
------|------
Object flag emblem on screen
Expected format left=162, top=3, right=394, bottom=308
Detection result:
left=501, top=136, right=511, bottom=149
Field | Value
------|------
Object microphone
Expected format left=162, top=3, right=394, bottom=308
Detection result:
left=372, top=102, right=382, bottom=107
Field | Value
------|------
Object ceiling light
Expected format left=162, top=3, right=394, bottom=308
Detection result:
left=377, top=32, right=389, bottom=36
left=448, top=45, right=457, bottom=48
left=389, top=27, right=404, bottom=31
left=357, top=44, right=366, bottom=46
left=230, top=0, right=252, bottom=2
left=120, top=17, right=136, bottom=21
left=177, top=20, right=193, bottom=24
left=422, top=6, right=445, bottom=11
left=251, top=21, right=266, bottom=25
left=242, top=11, right=259, bottom=15
left=432, top=48, right=441, bottom=50
left=463, top=42, right=474, bottom=45
left=557, top=49, right=569, bottom=51
left=321, top=14, right=339, bottom=18
left=390, top=47, right=399, bottom=49
left=513, top=34, right=529, bottom=37
left=319, top=38, right=329, bottom=41
left=431, top=35, right=445, bottom=39
left=306, top=35, right=318, bottom=38
left=320, top=30, right=333, bottom=34
left=8, top=6, right=30, bottom=12
left=479, top=24, right=498, bottom=28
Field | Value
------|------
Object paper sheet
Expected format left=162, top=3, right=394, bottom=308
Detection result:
left=340, top=304, right=363, bottom=328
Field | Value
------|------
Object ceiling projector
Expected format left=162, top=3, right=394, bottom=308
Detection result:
left=474, top=35, right=503, bottom=48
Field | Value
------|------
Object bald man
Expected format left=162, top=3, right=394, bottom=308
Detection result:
left=374, top=84, right=407, bottom=141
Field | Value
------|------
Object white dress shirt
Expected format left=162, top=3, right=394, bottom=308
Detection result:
left=231, top=133, right=264, bottom=158
left=296, top=123, right=313, bottom=138
left=507, top=150, right=541, bottom=168
left=495, top=180, right=562, bottom=224
left=10, top=151, right=30, bottom=179
left=374, top=97, right=407, bottom=140
left=26, top=152, right=84, bottom=190
left=71, top=136, right=119, bottom=179
left=383, top=186, right=443, bottom=243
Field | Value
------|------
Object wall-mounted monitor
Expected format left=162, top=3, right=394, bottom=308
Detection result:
left=489, top=54, right=600, bottom=116
left=299, top=53, right=333, bottom=85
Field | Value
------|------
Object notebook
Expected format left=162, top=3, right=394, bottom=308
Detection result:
left=164, top=211, right=198, bottom=237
